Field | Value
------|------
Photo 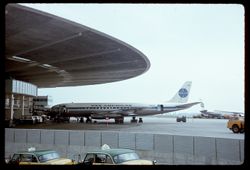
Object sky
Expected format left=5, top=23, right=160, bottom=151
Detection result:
left=20, top=3, right=245, bottom=113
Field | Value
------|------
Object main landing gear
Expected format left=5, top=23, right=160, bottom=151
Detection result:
left=139, top=117, right=143, bottom=123
left=86, top=117, right=92, bottom=123
left=80, top=117, right=84, bottom=123
left=76, top=117, right=91, bottom=123
left=130, top=117, right=143, bottom=123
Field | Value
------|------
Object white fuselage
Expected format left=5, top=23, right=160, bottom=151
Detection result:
left=48, top=81, right=200, bottom=120
left=50, top=102, right=194, bottom=119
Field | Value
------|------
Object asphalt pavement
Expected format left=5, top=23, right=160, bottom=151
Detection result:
left=13, top=116, right=244, bottom=140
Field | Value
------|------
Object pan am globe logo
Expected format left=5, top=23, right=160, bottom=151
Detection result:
left=178, top=88, right=188, bottom=98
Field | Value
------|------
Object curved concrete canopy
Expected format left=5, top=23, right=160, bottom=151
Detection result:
left=5, top=4, right=150, bottom=88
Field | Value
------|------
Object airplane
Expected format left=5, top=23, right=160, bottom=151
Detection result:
left=48, top=81, right=201, bottom=124
left=199, top=109, right=224, bottom=119
left=213, top=110, right=244, bottom=118
left=199, top=102, right=244, bottom=119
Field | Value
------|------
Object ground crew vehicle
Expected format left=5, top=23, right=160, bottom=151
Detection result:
left=81, top=144, right=156, bottom=165
left=227, top=116, right=244, bottom=133
left=176, top=116, right=186, bottom=122
left=6, top=148, right=76, bottom=165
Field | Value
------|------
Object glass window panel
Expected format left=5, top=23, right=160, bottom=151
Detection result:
left=12, top=80, right=16, bottom=93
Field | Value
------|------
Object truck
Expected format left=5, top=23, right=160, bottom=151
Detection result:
left=227, top=116, right=244, bottom=133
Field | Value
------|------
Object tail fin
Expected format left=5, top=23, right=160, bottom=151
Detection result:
left=168, top=81, right=192, bottom=103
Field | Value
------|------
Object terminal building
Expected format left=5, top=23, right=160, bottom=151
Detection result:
left=5, top=4, right=150, bottom=127
left=5, top=79, right=37, bottom=125
left=33, top=95, right=53, bottom=112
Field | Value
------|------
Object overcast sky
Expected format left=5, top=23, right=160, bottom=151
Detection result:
left=20, top=3, right=244, bottom=113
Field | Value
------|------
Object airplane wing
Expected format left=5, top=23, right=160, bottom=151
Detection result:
left=177, top=102, right=201, bottom=109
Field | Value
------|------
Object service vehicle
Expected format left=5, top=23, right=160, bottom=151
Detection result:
left=227, top=116, right=244, bottom=133
left=6, top=148, right=76, bottom=165
left=176, top=116, right=186, bottom=122
left=81, top=144, right=156, bottom=165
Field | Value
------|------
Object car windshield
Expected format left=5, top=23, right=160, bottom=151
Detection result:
left=38, top=152, right=60, bottom=163
left=113, top=152, right=139, bottom=164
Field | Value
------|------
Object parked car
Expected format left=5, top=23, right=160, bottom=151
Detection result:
left=6, top=148, right=76, bottom=165
left=81, top=145, right=156, bottom=165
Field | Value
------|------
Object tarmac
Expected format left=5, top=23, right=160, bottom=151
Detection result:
left=13, top=115, right=244, bottom=140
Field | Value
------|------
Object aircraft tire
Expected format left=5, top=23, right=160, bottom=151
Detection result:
left=80, top=117, right=84, bottom=123
left=139, top=118, right=143, bottom=123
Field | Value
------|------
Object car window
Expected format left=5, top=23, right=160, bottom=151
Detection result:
left=105, top=155, right=113, bottom=164
left=84, top=154, right=95, bottom=163
left=38, top=152, right=60, bottom=163
left=9, top=154, right=20, bottom=164
left=95, top=154, right=112, bottom=164
left=95, top=154, right=103, bottom=163
left=11, top=154, right=20, bottom=160
left=113, top=152, right=139, bottom=164
left=20, top=154, right=33, bottom=162
left=31, top=155, right=38, bottom=162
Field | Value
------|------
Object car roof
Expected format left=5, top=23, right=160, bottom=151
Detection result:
left=14, top=150, right=57, bottom=157
left=86, top=148, right=135, bottom=157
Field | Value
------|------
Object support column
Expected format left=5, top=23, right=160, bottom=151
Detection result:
left=9, top=94, right=14, bottom=127
left=21, top=95, right=25, bottom=117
